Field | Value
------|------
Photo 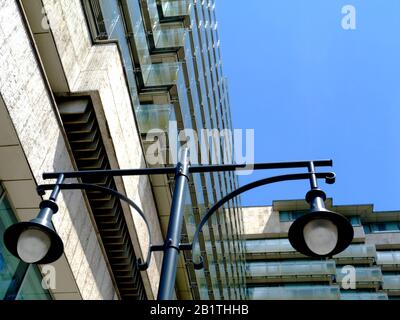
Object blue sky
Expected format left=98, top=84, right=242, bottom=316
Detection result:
left=216, top=0, right=400, bottom=211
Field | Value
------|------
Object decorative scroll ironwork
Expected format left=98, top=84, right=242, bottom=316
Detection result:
left=37, top=183, right=154, bottom=271
left=189, top=172, right=336, bottom=269
left=37, top=162, right=335, bottom=271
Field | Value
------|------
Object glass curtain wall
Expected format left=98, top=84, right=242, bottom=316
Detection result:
left=82, top=0, right=246, bottom=300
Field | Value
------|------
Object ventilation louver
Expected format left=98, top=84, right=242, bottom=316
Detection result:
left=58, top=98, right=147, bottom=300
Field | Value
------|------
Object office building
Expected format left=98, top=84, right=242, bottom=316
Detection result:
left=243, top=199, right=400, bottom=300
left=0, top=0, right=246, bottom=300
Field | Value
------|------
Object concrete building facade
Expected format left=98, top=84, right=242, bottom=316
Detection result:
left=243, top=200, right=400, bottom=300
left=0, top=0, right=246, bottom=300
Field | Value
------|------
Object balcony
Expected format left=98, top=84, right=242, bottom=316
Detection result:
left=382, top=275, right=400, bottom=294
left=245, top=239, right=303, bottom=260
left=376, top=251, right=400, bottom=271
left=246, top=260, right=336, bottom=284
left=144, top=63, right=182, bottom=87
left=340, top=292, right=388, bottom=300
left=335, top=267, right=383, bottom=289
left=366, top=233, right=400, bottom=250
left=161, top=0, right=192, bottom=17
left=135, top=104, right=176, bottom=134
left=333, top=244, right=376, bottom=265
left=247, top=285, right=341, bottom=300
left=155, top=29, right=186, bottom=48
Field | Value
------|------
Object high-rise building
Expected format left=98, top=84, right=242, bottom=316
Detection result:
left=243, top=200, right=400, bottom=300
left=0, top=0, right=246, bottom=300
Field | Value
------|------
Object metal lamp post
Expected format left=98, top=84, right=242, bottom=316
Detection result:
left=3, top=149, right=354, bottom=300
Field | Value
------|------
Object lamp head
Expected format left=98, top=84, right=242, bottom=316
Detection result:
left=4, top=200, right=64, bottom=264
left=288, top=189, right=354, bottom=258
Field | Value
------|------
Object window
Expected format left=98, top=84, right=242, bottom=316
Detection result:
left=16, top=266, right=52, bottom=300
left=349, top=216, right=361, bottom=226
left=279, top=210, right=308, bottom=222
left=0, top=186, right=51, bottom=300
left=82, top=0, right=140, bottom=103
left=363, top=222, right=400, bottom=234
left=82, top=0, right=108, bottom=40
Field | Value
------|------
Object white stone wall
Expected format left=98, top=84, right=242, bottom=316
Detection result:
left=40, top=0, right=163, bottom=297
left=242, top=206, right=280, bottom=235
left=366, top=233, right=400, bottom=249
left=0, top=0, right=116, bottom=299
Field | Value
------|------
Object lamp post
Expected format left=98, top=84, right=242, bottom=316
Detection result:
left=3, top=150, right=354, bottom=300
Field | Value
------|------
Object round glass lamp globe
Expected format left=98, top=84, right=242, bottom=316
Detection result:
left=303, top=219, right=338, bottom=256
left=17, top=228, right=51, bottom=264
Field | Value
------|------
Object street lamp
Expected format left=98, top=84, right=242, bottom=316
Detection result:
left=4, top=177, right=65, bottom=264
left=4, top=202, right=64, bottom=264
left=288, top=162, right=354, bottom=258
left=3, top=149, right=353, bottom=300
left=288, top=189, right=354, bottom=257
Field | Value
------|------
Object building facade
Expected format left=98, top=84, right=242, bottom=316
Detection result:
left=243, top=200, right=400, bottom=300
left=0, top=0, right=246, bottom=300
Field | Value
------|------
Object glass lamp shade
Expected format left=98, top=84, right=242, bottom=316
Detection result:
left=303, top=219, right=339, bottom=256
left=17, top=228, right=52, bottom=264
left=289, top=210, right=354, bottom=258
left=4, top=220, right=64, bottom=264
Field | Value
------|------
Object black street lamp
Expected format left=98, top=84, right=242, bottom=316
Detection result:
left=288, top=189, right=354, bottom=258
left=4, top=176, right=65, bottom=264
left=3, top=149, right=354, bottom=300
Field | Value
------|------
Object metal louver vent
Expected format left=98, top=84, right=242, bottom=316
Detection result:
left=58, top=97, right=147, bottom=300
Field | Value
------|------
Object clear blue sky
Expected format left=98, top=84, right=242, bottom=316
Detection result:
left=216, top=0, right=400, bottom=211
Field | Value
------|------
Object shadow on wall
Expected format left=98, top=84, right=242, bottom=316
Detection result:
left=52, top=132, right=115, bottom=300
left=243, top=207, right=282, bottom=236
left=262, top=209, right=282, bottom=235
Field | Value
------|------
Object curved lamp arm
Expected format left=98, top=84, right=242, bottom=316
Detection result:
left=37, top=183, right=153, bottom=271
left=191, top=172, right=336, bottom=269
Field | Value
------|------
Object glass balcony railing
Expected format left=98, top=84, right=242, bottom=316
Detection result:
left=195, top=269, right=209, bottom=300
left=89, top=0, right=246, bottom=300
left=204, top=241, right=220, bottom=299
left=155, top=28, right=186, bottom=48
left=183, top=184, right=195, bottom=240
left=376, top=251, right=400, bottom=265
left=247, top=285, right=341, bottom=300
left=145, top=0, right=188, bottom=49
left=146, top=0, right=161, bottom=30
left=135, top=104, right=175, bottom=133
left=247, top=260, right=336, bottom=278
left=124, top=0, right=184, bottom=84
left=340, top=292, right=388, bottom=300
left=333, top=244, right=376, bottom=260
left=246, top=239, right=296, bottom=254
left=336, top=267, right=383, bottom=283
left=382, top=275, right=400, bottom=290
left=144, top=63, right=181, bottom=87
left=123, top=0, right=152, bottom=79
left=161, top=0, right=192, bottom=17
